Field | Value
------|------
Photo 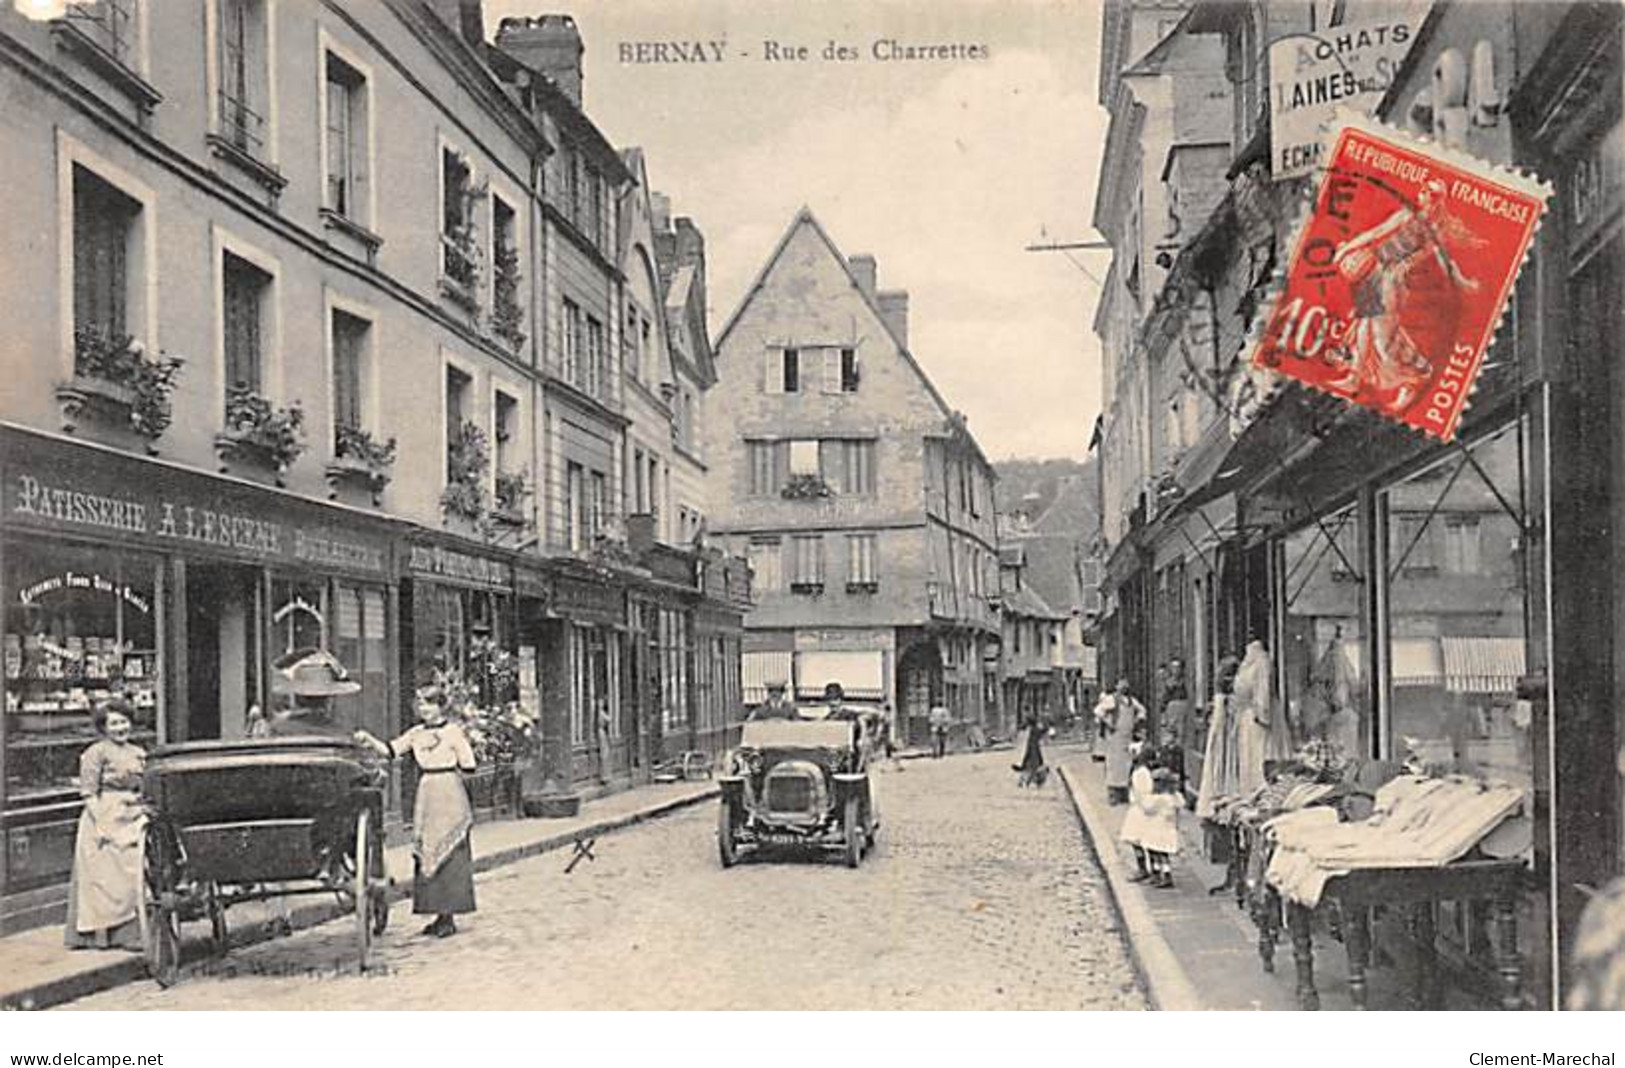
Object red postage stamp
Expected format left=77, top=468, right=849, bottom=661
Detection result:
left=1250, top=116, right=1549, bottom=441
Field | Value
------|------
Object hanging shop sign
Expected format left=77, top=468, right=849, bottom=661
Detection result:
left=2, top=436, right=391, bottom=576
left=1268, top=13, right=1424, bottom=179
left=551, top=571, right=625, bottom=627
left=405, top=541, right=512, bottom=591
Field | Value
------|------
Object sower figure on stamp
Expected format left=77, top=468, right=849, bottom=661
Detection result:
left=1327, top=177, right=1483, bottom=413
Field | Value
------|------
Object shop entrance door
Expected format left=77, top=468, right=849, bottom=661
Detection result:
left=184, top=563, right=260, bottom=741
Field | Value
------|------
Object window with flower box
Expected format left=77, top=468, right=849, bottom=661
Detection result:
left=73, top=165, right=140, bottom=345
left=222, top=251, right=271, bottom=395
left=330, top=308, right=369, bottom=441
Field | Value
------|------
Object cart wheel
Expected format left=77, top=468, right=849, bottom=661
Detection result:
left=843, top=797, right=863, bottom=869
left=138, top=825, right=181, bottom=987
left=353, top=808, right=373, bottom=972
left=206, top=886, right=228, bottom=957
left=717, top=802, right=738, bottom=869
left=368, top=817, right=389, bottom=937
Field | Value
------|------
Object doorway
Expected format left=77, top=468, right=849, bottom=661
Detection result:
left=184, top=562, right=260, bottom=741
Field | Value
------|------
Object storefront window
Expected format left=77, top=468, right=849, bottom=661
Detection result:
left=4, top=541, right=161, bottom=804
left=1381, top=421, right=1530, bottom=794
left=659, top=609, right=688, bottom=730
left=270, top=576, right=327, bottom=654
left=329, top=583, right=390, bottom=742
left=1280, top=504, right=1366, bottom=761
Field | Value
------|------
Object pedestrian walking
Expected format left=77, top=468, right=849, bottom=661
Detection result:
left=1095, top=679, right=1144, bottom=805
left=64, top=698, right=146, bottom=951
left=357, top=689, right=477, bottom=938
left=1012, top=711, right=1049, bottom=787
left=929, top=701, right=951, bottom=759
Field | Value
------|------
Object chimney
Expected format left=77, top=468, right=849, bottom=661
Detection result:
left=425, top=0, right=487, bottom=50
left=849, top=254, right=877, bottom=299
left=673, top=217, right=705, bottom=271
left=877, top=289, right=909, bottom=348
left=650, top=192, right=672, bottom=234
left=495, top=14, right=584, bottom=107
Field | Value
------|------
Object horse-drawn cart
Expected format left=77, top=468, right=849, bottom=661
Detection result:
left=138, top=737, right=390, bottom=986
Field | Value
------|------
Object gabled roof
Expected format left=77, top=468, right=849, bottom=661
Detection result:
left=1002, top=582, right=1067, bottom=622
left=714, top=207, right=990, bottom=463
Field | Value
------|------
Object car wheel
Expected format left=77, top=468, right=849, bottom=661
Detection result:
left=718, top=802, right=739, bottom=869
left=843, top=797, right=863, bottom=868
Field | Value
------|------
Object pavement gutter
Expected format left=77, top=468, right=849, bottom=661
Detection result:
left=1058, top=765, right=1204, bottom=1011
left=2, top=785, right=718, bottom=1011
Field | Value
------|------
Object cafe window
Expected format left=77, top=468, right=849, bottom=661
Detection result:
left=4, top=541, right=161, bottom=807
left=1380, top=420, right=1530, bottom=795
left=1280, top=504, right=1366, bottom=762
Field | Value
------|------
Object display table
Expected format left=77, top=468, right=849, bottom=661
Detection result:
left=1284, top=858, right=1527, bottom=1010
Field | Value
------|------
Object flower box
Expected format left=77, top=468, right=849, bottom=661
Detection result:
left=781, top=473, right=833, bottom=500
left=326, top=426, right=396, bottom=505
left=57, top=329, right=183, bottom=449
left=216, top=387, right=305, bottom=485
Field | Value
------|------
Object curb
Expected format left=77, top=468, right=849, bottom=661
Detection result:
left=2, top=786, right=718, bottom=1011
left=1058, top=765, right=1204, bottom=1012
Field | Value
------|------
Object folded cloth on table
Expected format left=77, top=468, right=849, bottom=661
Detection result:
left=1265, top=775, right=1527, bottom=907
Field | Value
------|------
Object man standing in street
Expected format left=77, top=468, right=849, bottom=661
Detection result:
left=929, top=700, right=951, bottom=759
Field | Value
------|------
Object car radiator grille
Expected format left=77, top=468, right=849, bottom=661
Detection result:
left=765, top=775, right=815, bottom=812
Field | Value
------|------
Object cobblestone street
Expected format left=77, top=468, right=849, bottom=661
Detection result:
left=64, top=749, right=1145, bottom=1010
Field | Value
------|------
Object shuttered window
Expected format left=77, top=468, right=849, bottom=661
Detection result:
left=223, top=252, right=270, bottom=393
left=72, top=166, right=137, bottom=346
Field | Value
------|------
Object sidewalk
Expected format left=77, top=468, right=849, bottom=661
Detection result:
left=0, top=778, right=718, bottom=1011
left=1059, top=752, right=1367, bottom=1011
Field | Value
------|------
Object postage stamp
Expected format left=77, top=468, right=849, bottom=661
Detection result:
left=1250, top=115, right=1550, bottom=441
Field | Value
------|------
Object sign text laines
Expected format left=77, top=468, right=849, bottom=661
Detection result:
left=11, top=474, right=385, bottom=572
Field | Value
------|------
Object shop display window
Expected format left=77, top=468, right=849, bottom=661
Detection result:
left=1380, top=420, right=1531, bottom=796
left=1280, top=504, right=1366, bottom=761
left=4, top=541, right=162, bottom=804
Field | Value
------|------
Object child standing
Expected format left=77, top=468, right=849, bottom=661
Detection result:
left=1141, top=768, right=1183, bottom=888
left=1121, top=749, right=1181, bottom=888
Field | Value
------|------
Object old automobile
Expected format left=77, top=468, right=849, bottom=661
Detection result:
left=717, top=706, right=881, bottom=868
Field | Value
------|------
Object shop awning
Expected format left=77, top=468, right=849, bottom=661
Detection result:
left=795, top=650, right=885, bottom=702
left=1441, top=637, right=1526, bottom=694
left=742, top=651, right=792, bottom=704
left=1391, top=637, right=1443, bottom=687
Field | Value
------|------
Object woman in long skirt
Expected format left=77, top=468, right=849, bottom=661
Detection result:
left=65, top=699, right=147, bottom=950
left=1012, top=712, right=1048, bottom=787
left=1096, top=680, right=1143, bottom=805
left=358, top=691, right=476, bottom=937
left=1195, top=656, right=1242, bottom=821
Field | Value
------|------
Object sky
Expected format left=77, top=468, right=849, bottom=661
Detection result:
left=486, top=0, right=1113, bottom=461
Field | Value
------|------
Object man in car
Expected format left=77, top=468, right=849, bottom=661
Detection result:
left=749, top=680, right=796, bottom=721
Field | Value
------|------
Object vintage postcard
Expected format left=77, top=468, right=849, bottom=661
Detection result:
left=0, top=0, right=1622, bottom=1033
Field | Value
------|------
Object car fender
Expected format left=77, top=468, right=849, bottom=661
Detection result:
left=832, top=772, right=869, bottom=808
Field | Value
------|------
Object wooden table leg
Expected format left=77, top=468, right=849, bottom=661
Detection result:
left=1494, top=898, right=1523, bottom=1010
left=1234, top=830, right=1249, bottom=912
left=1254, top=887, right=1281, bottom=973
left=1409, top=902, right=1440, bottom=1010
left=1288, top=902, right=1320, bottom=1010
left=1344, top=905, right=1372, bottom=1010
